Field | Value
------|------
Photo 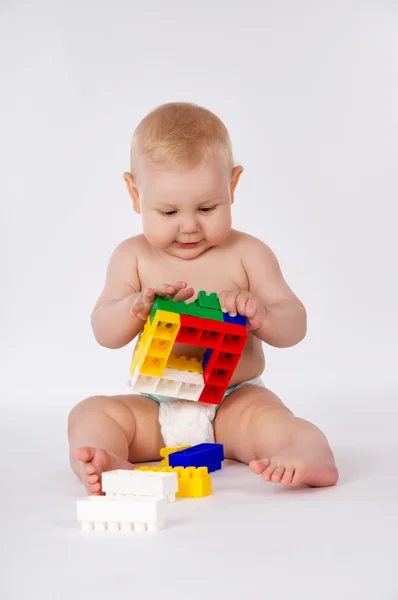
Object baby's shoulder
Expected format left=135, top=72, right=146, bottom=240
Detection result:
left=110, top=234, right=151, bottom=260
left=106, top=235, right=153, bottom=276
left=229, top=229, right=273, bottom=257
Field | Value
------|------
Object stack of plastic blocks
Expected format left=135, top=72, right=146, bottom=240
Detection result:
left=135, top=442, right=224, bottom=497
left=129, top=291, right=248, bottom=405
left=76, top=469, right=178, bottom=533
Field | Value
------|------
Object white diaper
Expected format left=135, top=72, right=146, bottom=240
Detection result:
left=158, top=400, right=217, bottom=447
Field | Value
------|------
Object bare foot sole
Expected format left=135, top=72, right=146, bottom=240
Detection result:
left=75, top=447, right=134, bottom=495
left=249, top=443, right=339, bottom=487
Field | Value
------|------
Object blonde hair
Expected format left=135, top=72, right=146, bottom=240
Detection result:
left=130, top=102, right=234, bottom=175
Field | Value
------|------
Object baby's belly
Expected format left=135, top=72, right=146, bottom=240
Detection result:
left=170, top=335, right=265, bottom=388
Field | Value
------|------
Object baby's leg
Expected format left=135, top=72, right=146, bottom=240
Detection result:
left=68, top=394, right=163, bottom=495
left=214, top=384, right=338, bottom=487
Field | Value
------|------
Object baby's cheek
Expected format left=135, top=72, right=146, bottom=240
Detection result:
left=208, top=216, right=231, bottom=243
left=142, top=215, right=175, bottom=248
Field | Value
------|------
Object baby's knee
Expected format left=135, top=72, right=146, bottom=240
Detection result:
left=68, top=395, right=108, bottom=421
left=68, top=395, right=136, bottom=439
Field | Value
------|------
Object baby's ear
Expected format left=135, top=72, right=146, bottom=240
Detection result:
left=230, top=165, right=243, bottom=203
left=123, top=172, right=140, bottom=213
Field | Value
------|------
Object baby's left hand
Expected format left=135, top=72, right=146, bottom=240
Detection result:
left=219, top=290, right=266, bottom=332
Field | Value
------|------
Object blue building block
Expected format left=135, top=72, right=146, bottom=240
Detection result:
left=202, top=348, right=213, bottom=371
left=222, top=312, right=247, bottom=327
left=168, top=443, right=224, bottom=473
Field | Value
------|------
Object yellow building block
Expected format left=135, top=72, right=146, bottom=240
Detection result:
left=166, top=355, right=203, bottom=374
left=130, top=310, right=180, bottom=378
left=130, top=318, right=154, bottom=377
left=135, top=466, right=170, bottom=472
left=152, top=310, right=180, bottom=340
left=174, top=466, right=212, bottom=498
left=139, top=311, right=180, bottom=377
left=140, top=355, right=169, bottom=377
left=134, top=465, right=212, bottom=498
left=160, top=446, right=191, bottom=467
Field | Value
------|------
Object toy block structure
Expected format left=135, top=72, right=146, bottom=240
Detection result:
left=102, top=469, right=178, bottom=503
left=160, top=445, right=191, bottom=467
left=168, top=443, right=224, bottom=473
left=76, top=495, right=167, bottom=532
left=135, top=465, right=212, bottom=498
left=130, top=291, right=248, bottom=405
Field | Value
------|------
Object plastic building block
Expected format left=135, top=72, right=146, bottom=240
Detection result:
left=135, top=466, right=169, bottom=472
left=76, top=495, right=167, bottom=532
left=160, top=446, right=191, bottom=467
left=134, top=465, right=212, bottom=498
left=102, top=469, right=178, bottom=503
left=202, top=348, right=213, bottom=371
left=197, top=291, right=221, bottom=311
left=175, top=314, right=224, bottom=347
left=222, top=312, right=247, bottom=326
left=130, top=310, right=180, bottom=377
left=176, top=314, right=248, bottom=352
left=131, top=368, right=204, bottom=401
left=174, top=466, right=212, bottom=498
left=166, top=354, right=203, bottom=373
left=168, top=443, right=224, bottom=473
left=149, top=295, right=224, bottom=323
left=198, top=385, right=225, bottom=405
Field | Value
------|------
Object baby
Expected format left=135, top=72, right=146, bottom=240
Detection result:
left=68, top=102, right=338, bottom=494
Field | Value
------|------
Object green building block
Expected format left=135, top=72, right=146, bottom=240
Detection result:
left=149, top=294, right=223, bottom=324
left=197, top=291, right=222, bottom=311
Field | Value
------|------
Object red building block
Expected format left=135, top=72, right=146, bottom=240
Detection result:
left=174, top=315, right=248, bottom=405
left=198, top=385, right=226, bottom=405
left=176, top=315, right=247, bottom=351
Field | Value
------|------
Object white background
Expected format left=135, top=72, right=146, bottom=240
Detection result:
left=1, top=1, right=397, bottom=599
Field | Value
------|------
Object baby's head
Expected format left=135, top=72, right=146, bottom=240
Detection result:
left=124, top=102, right=243, bottom=260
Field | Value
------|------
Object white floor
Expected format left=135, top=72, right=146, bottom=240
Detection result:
left=2, top=391, right=398, bottom=600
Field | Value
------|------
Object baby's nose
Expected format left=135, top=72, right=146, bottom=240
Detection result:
left=179, top=216, right=199, bottom=233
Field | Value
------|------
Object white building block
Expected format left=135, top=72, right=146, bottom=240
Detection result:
left=131, top=368, right=204, bottom=402
left=102, top=469, right=178, bottom=503
left=76, top=495, right=167, bottom=532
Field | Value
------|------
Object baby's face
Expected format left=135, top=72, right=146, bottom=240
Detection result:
left=130, top=153, right=241, bottom=260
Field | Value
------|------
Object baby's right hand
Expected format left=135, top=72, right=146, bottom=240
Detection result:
left=130, top=281, right=194, bottom=321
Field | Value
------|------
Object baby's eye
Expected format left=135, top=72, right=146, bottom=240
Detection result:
left=199, top=206, right=216, bottom=213
left=160, top=210, right=177, bottom=216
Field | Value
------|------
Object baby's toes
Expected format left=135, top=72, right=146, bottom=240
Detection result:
left=261, top=462, right=277, bottom=482
left=87, top=481, right=102, bottom=495
left=249, top=458, right=270, bottom=474
left=281, top=466, right=295, bottom=485
left=84, top=462, right=96, bottom=476
left=271, top=466, right=285, bottom=483
left=292, top=467, right=305, bottom=485
left=87, top=473, right=99, bottom=485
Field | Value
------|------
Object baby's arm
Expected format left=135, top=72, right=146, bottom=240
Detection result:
left=241, top=235, right=307, bottom=347
left=91, top=238, right=143, bottom=349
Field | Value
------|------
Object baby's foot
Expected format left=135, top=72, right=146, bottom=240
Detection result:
left=249, top=440, right=339, bottom=487
left=75, top=447, right=134, bottom=495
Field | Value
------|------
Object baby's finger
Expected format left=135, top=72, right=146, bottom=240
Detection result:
left=173, top=286, right=195, bottom=302
left=236, top=292, right=250, bottom=316
left=244, top=296, right=258, bottom=319
left=131, top=289, right=154, bottom=318
left=153, top=283, right=178, bottom=297
left=218, top=290, right=228, bottom=311
left=220, top=290, right=239, bottom=316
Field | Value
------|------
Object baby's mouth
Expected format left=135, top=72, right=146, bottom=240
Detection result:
left=175, top=241, right=201, bottom=249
